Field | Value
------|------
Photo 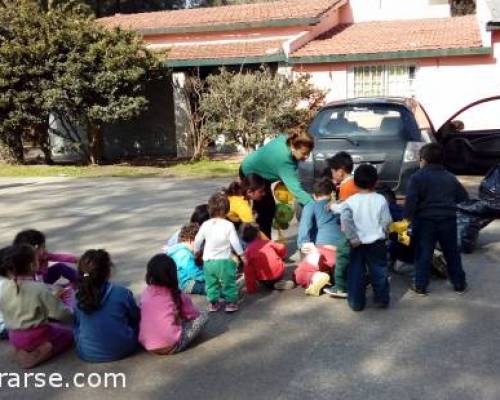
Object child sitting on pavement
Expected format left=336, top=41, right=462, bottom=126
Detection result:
left=295, top=178, right=343, bottom=296
left=167, top=223, right=206, bottom=295
left=163, top=204, right=209, bottom=252
left=340, top=164, right=392, bottom=311
left=13, top=229, right=78, bottom=285
left=242, top=223, right=294, bottom=294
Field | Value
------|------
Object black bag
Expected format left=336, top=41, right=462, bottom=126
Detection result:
left=457, top=200, right=494, bottom=253
left=479, top=164, right=500, bottom=212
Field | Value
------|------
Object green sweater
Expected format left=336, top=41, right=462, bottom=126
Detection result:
left=0, top=279, right=72, bottom=330
left=241, top=135, right=313, bottom=205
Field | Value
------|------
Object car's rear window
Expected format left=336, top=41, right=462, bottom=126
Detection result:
left=309, top=104, right=417, bottom=140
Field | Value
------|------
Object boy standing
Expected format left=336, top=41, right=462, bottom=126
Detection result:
left=295, top=178, right=343, bottom=296
left=404, top=143, right=468, bottom=295
left=194, top=193, right=244, bottom=313
left=341, top=164, right=392, bottom=311
left=167, top=223, right=206, bottom=295
left=323, top=152, right=359, bottom=298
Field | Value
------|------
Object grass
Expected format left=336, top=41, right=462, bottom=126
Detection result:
left=0, top=160, right=240, bottom=179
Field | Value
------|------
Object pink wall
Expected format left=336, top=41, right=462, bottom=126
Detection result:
left=143, top=26, right=310, bottom=47
left=292, top=51, right=500, bottom=129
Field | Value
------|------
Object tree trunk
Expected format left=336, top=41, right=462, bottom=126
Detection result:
left=87, top=122, right=104, bottom=165
left=33, top=122, right=53, bottom=165
left=0, top=134, right=24, bottom=164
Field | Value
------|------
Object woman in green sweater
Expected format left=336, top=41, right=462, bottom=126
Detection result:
left=240, top=131, right=315, bottom=238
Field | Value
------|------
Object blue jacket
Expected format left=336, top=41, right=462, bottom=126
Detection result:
left=74, top=283, right=139, bottom=363
left=167, top=243, right=205, bottom=290
left=297, top=199, right=343, bottom=248
left=404, top=165, right=469, bottom=220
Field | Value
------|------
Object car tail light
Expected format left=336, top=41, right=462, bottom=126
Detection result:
left=403, top=142, right=425, bottom=163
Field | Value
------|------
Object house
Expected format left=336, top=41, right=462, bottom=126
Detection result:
left=99, top=0, right=500, bottom=157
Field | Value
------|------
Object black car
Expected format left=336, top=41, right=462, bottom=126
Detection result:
left=299, top=96, right=500, bottom=195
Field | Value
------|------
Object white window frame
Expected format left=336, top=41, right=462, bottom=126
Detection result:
left=347, top=63, right=417, bottom=98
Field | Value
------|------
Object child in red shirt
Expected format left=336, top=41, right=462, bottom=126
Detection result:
left=242, top=224, right=294, bottom=294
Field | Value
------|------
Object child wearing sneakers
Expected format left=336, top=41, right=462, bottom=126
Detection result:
left=167, top=223, right=206, bottom=295
left=340, top=164, right=392, bottom=311
left=242, top=223, right=293, bottom=294
left=323, top=152, right=360, bottom=298
left=194, top=193, right=244, bottom=313
left=295, top=178, right=343, bottom=296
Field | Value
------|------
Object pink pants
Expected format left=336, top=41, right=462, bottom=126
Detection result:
left=294, top=246, right=336, bottom=288
left=9, top=323, right=73, bottom=356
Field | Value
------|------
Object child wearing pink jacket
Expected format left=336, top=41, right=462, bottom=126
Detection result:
left=139, top=254, right=208, bottom=355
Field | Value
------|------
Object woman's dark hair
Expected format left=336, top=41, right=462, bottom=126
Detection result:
left=190, top=204, right=209, bottom=225
left=242, top=223, right=260, bottom=243
left=179, top=223, right=199, bottom=242
left=76, top=249, right=112, bottom=313
left=208, top=192, right=230, bottom=218
left=226, top=174, right=265, bottom=197
left=146, top=254, right=184, bottom=318
left=13, top=229, right=46, bottom=248
left=313, top=178, right=334, bottom=197
left=354, top=164, right=378, bottom=190
left=286, top=130, right=315, bottom=150
left=327, top=152, right=354, bottom=174
left=420, top=143, right=444, bottom=165
left=3, top=245, right=36, bottom=294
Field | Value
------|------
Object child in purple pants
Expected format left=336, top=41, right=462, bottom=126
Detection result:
left=14, top=229, right=78, bottom=284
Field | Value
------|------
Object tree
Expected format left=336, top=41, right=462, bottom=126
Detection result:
left=196, top=67, right=325, bottom=156
left=0, top=0, right=161, bottom=164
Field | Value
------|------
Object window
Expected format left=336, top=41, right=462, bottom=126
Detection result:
left=348, top=65, right=416, bottom=98
left=309, top=104, right=416, bottom=140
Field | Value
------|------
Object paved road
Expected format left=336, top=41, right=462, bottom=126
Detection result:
left=0, top=177, right=499, bottom=400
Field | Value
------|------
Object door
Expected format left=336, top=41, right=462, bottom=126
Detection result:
left=437, top=96, right=500, bottom=175
left=308, top=103, right=419, bottom=189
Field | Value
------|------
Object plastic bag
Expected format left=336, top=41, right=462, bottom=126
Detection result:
left=457, top=200, right=494, bottom=253
left=479, top=164, right=500, bottom=211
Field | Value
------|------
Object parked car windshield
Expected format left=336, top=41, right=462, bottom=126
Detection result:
left=309, top=104, right=417, bottom=140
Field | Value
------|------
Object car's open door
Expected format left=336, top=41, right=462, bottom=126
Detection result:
left=436, top=96, right=500, bottom=175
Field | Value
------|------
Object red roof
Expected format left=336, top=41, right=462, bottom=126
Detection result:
left=98, top=0, right=341, bottom=33
left=164, top=39, right=285, bottom=61
left=291, top=16, right=483, bottom=59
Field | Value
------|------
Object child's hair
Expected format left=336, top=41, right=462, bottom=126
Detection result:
left=190, top=204, right=209, bottom=226
left=313, top=178, right=334, bottom=197
left=327, top=152, right=354, bottom=173
left=225, top=174, right=265, bottom=197
left=286, top=130, right=315, bottom=150
left=13, top=229, right=46, bottom=249
left=76, top=249, right=112, bottom=313
left=0, top=246, right=13, bottom=277
left=3, top=245, right=36, bottom=294
left=208, top=192, right=230, bottom=218
left=179, top=223, right=199, bottom=242
left=146, top=254, right=185, bottom=318
left=242, top=223, right=260, bottom=243
left=354, top=164, right=378, bottom=190
left=420, top=143, right=444, bottom=165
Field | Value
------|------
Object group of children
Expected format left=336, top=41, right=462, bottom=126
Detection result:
left=0, top=142, right=469, bottom=368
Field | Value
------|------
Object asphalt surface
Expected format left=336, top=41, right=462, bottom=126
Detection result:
left=0, top=176, right=499, bottom=400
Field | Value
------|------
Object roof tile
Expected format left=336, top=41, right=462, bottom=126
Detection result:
left=292, top=15, right=483, bottom=58
left=98, top=0, right=340, bottom=32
